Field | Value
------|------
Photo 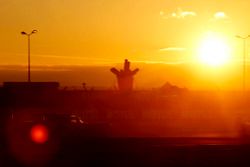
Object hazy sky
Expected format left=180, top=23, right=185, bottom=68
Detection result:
left=1, top=0, right=250, bottom=89
left=0, top=0, right=249, bottom=65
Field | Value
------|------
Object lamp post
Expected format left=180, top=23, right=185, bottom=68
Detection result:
left=236, top=35, right=250, bottom=92
left=21, top=30, right=38, bottom=82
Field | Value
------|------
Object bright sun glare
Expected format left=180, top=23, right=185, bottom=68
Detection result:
left=198, top=34, right=231, bottom=66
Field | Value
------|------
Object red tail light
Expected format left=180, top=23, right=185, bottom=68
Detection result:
left=30, top=124, right=48, bottom=144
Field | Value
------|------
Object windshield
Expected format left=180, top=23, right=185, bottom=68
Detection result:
left=0, top=1, right=250, bottom=167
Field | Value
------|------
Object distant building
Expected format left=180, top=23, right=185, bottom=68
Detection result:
left=3, top=82, right=59, bottom=92
left=160, top=82, right=188, bottom=94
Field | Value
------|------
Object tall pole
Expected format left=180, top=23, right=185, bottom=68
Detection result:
left=236, top=35, right=250, bottom=92
left=243, top=38, right=247, bottom=92
left=21, top=30, right=37, bottom=82
left=28, top=35, right=31, bottom=82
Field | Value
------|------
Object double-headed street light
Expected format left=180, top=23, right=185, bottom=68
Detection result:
left=236, top=35, right=250, bottom=92
left=21, top=30, right=38, bottom=82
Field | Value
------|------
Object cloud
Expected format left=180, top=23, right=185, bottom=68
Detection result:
left=210, top=12, right=231, bottom=23
left=214, top=12, right=227, bottom=19
left=160, top=7, right=197, bottom=19
left=159, top=47, right=186, bottom=52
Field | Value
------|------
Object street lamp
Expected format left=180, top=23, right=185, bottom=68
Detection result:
left=21, top=30, right=38, bottom=82
left=236, top=35, right=250, bottom=92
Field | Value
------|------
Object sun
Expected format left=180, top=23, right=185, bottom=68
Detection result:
left=198, top=34, right=231, bottom=66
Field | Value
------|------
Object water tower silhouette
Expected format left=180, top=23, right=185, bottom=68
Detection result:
left=111, top=59, right=139, bottom=92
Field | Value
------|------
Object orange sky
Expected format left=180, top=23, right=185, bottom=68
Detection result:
left=0, top=0, right=250, bottom=89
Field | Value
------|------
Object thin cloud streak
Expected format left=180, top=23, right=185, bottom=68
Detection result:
left=126, top=60, right=190, bottom=65
left=159, top=47, right=186, bottom=52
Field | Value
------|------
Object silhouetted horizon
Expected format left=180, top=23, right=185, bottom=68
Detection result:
left=0, top=61, right=244, bottom=90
